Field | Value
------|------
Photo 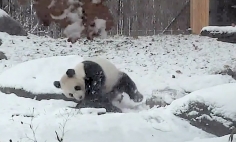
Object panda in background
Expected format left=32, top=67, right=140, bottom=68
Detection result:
left=53, top=57, right=144, bottom=108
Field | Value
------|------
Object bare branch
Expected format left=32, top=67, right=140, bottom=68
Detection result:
left=21, top=107, right=38, bottom=142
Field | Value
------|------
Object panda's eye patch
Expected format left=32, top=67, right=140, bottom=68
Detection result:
left=74, top=86, right=81, bottom=91
left=69, top=93, right=73, bottom=97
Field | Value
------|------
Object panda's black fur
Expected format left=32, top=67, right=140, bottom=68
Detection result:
left=81, top=60, right=143, bottom=103
left=54, top=57, right=143, bottom=106
left=82, top=60, right=106, bottom=98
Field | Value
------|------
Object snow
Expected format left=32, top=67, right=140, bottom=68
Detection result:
left=0, top=92, right=213, bottom=142
left=169, top=83, right=236, bottom=122
left=1, top=32, right=236, bottom=141
left=201, top=26, right=236, bottom=34
left=50, top=4, right=84, bottom=42
left=186, top=135, right=232, bottom=142
left=167, top=75, right=235, bottom=93
left=94, top=18, right=107, bottom=38
left=63, top=20, right=85, bottom=41
left=0, top=8, right=9, bottom=17
left=50, top=5, right=82, bottom=21
left=92, top=0, right=102, bottom=4
left=68, top=0, right=83, bottom=5
left=48, top=0, right=56, bottom=8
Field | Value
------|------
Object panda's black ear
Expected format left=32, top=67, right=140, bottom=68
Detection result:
left=53, top=81, right=61, bottom=88
left=66, top=69, right=75, bottom=78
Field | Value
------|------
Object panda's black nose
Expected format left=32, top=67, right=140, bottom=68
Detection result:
left=79, top=96, right=83, bottom=99
left=69, top=93, right=73, bottom=97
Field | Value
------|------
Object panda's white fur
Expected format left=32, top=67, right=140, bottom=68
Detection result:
left=54, top=56, right=144, bottom=104
left=57, top=57, right=121, bottom=101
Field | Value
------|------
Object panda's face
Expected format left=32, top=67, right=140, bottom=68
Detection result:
left=53, top=69, right=86, bottom=102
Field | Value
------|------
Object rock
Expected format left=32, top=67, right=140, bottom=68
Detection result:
left=0, top=9, right=27, bottom=36
left=0, top=51, right=7, bottom=60
left=217, top=34, right=236, bottom=44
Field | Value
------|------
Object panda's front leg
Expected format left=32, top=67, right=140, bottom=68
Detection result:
left=116, top=72, right=144, bottom=103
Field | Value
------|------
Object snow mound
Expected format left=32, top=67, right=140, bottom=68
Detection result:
left=169, top=83, right=236, bottom=136
left=0, top=55, right=83, bottom=94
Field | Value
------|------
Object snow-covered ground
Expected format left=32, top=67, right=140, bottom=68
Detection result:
left=0, top=32, right=236, bottom=141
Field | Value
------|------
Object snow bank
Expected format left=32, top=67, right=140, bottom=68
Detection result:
left=148, top=75, right=235, bottom=106
left=168, top=83, right=236, bottom=136
left=0, top=55, right=83, bottom=94
left=170, top=83, right=236, bottom=120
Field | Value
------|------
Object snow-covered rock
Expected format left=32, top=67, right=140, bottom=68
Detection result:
left=169, top=83, right=236, bottom=136
left=200, top=26, right=236, bottom=43
left=0, top=9, right=27, bottom=36
left=201, top=26, right=236, bottom=35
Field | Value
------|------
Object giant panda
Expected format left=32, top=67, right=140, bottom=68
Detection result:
left=53, top=57, right=144, bottom=105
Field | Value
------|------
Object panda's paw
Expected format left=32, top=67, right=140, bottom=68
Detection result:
left=133, top=93, right=143, bottom=103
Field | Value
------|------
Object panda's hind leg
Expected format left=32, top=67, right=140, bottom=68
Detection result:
left=114, top=72, right=143, bottom=103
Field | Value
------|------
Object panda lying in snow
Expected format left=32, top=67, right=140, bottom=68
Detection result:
left=53, top=57, right=144, bottom=108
